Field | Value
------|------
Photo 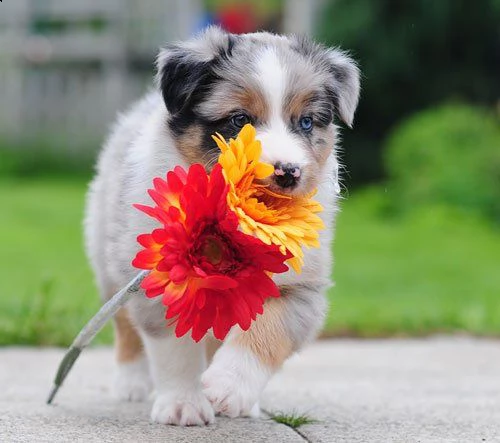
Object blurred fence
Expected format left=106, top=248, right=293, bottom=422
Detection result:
left=0, top=0, right=325, bottom=155
left=0, top=0, right=202, bottom=151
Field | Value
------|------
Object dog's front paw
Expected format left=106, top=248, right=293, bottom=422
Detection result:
left=201, top=348, right=269, bottom=418
left=151, top=390, right=215, bottom=426
left=113, top=357, right=152, bottom=402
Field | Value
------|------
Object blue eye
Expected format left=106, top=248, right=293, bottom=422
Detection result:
left=231, top=113, right=251, bottom=128
left=299, top=116, right=313, bottom=132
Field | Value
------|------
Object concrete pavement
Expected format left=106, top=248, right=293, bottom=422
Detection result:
left=1, top=337, right=499, bottom=442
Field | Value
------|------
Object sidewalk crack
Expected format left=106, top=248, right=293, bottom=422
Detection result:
left=291, top=426, right=312, bottom=442
left=261, top=408, right=312, bottom=442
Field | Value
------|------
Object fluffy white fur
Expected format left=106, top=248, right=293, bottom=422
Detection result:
left=85, top=26, right=359, bottom=426
left=143, top=334, right=215, bottom=425
left=202, top=340, right=269, bottom=418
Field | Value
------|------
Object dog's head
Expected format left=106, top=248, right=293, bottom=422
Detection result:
left=158, top=26, right=360, bottom=196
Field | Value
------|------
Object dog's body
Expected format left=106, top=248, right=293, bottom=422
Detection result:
left=85, top=27, right=359, bottom=426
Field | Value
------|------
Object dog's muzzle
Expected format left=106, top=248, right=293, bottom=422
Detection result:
left=273, top=162, right=301, bottom=189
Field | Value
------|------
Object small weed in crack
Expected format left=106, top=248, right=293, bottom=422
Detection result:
left=269, top=411, right=317, bottom=429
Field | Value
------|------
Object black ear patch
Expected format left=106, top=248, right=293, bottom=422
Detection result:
left=158, top=30, right=238, bottom=116
left=159, top=52, right=219, bottom=116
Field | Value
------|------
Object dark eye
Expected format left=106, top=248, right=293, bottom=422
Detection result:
left=299, top=116, right=313, bottom=132
left=231, top=113, right=251, bottom=128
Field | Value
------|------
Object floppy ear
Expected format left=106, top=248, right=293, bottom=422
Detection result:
left=156, top=26, right=233, bottom=115
left=325, top=49, right=361, bottom=128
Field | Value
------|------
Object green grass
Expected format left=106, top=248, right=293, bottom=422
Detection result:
left=328, top=187, right=500, bottom=337
left=0, top=177, right=111, bottom=346
left=0, top=178, right=499, bottom=346
left=268, top=411, right=317, bottom=429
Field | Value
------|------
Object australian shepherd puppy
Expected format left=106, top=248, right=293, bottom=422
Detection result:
left=85, top=26, right=360, bottom=426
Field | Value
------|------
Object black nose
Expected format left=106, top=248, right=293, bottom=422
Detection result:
left=273, top=163, right=301, bottom=189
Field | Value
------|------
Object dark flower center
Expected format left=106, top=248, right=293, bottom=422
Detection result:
left=201, top=236, right=224, bottom=265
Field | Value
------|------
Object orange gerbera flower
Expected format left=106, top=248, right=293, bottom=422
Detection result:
left=214, top=124, right=324, bottom=273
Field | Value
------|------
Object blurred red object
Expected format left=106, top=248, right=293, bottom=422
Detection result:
left=217, top=4, right=258, bottom=34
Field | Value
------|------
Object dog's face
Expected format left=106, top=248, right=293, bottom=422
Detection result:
left=158, top=27, right=360, bottom=196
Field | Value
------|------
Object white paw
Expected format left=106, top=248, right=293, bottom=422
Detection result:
left=201, top=347, right=269, bottom=418
left=113, top=357, right=152, bottom=402
left=151, top=391, right=215, bottom=426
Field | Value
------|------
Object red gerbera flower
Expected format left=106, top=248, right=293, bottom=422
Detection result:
left=132, top=163, right=291, bottom=342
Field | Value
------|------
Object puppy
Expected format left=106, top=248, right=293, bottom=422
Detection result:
left=84, top=26, right=360, bottom=426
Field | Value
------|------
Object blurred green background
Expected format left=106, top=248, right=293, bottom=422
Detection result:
left=0, top=0, right=499, bottom=346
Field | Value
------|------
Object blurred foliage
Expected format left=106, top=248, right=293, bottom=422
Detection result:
left=0, top=138, right=95, bottom=178
left=32, top=16, right=107, bottom=34
left=318, top=0, right=500, bottom=186
left=384, top=103, right=500, bottom=222
left=205, top=0, right=282, bottom=14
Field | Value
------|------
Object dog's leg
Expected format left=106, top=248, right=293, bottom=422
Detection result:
left=113, top=307, right=152, bottom=401
left=202, top=284, right=327, bottom=417
left=206, top=337, right=222, bottom=364
left=142, top=332, right=215, bottom=426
